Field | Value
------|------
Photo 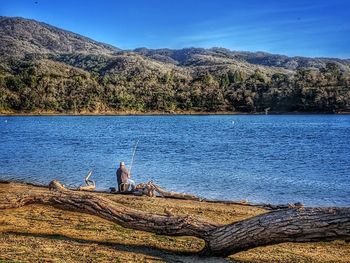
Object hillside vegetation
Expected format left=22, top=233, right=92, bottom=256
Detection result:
left=0, top=16, right=349, bottom=114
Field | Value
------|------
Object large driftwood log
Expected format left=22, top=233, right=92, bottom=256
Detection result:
left=77, top=170, right=95, bottom=191
left=1, top=180, right=349, bottom=257
left=134, top=182, right=200, bottom=200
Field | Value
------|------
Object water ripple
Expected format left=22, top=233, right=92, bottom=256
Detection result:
left=0, top=115, right=349, bottom=206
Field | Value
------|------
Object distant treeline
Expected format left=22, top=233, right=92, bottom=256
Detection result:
left=0, top=57, right=349, bottom=113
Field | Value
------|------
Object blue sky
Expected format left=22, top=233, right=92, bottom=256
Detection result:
left=1, top=0, right=350, bottom=58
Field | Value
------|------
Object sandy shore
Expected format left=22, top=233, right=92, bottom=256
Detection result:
left=0, top=181, right=349, bottom=262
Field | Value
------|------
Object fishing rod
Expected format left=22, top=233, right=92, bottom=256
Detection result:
left=129, top=139, right=139, bottom=177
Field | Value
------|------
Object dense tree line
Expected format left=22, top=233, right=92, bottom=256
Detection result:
left=0, top=57, right=349, bottom=113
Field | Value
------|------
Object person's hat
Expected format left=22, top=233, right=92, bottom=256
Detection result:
left=120, top=162, right=125, bottom=166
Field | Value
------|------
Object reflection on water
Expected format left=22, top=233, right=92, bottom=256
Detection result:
left=0, top=115, right=349, bottom=206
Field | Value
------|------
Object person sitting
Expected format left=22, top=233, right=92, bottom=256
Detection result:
left=116, top=161, right=135, bottom=192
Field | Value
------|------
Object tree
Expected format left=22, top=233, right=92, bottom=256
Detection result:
left=219, top=73, right=230, bottom=88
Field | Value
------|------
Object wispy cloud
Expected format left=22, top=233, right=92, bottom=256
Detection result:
left=175, top=17, right=320, bottom=46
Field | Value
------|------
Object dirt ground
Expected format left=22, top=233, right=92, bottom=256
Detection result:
left=0, top=181, right=349, bottom=263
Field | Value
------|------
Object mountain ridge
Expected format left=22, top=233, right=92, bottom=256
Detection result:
left=0, top=16, right=349, bottom=114
left=133, top=47, right=350, bottom=72
left=0, top=16, right=120, bottom=57
left=1, top=16, right=349, bottom=72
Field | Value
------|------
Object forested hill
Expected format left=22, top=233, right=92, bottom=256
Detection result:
left=1, top=16, right=349, bottom=114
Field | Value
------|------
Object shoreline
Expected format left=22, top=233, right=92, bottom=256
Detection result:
left=1, top=110, right=350, bottom=116
left=0, top=179, right=264, bottom=208
left=0, top=179, right=341, bottom=210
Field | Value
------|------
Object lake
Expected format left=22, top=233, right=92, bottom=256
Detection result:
left=0, top=115, right=349, bottom=206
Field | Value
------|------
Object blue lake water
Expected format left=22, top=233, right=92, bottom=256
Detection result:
left=0, top=115, right=349, bottom=206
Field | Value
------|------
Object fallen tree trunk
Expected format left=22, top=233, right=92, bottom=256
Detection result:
left=1, top=180, right=349, bottom=257
left=134, top=181, right=200, bottom=200
left=124, top=182, right=303, bottom=209
left=202, top=206, right=350, bottom=256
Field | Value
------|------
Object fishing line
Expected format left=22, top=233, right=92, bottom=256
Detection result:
left=129, top=139, right=140, bottom=177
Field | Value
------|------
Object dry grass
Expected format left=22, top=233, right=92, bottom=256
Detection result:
left=0, top=182, right=349, bottom=262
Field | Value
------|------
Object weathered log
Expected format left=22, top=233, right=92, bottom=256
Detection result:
left=1, top=181, right=216, bottom=239
left=77, top=170, right=95, bottom=191
left=132, top=183, right=304, bottom=210
left=152, top=183, right=200, bottom=200
left=134, top=181, right=200, bottom=200
left=135, top=182, right=156, bottom=197
left=202, top=206, right=350, bottom=256
left=1, top=180, right=349, bottom=257
left=77, top=184, right=95, bottom=191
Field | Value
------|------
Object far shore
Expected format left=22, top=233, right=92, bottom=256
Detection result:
left=1, top=109, right=349, bottom=116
